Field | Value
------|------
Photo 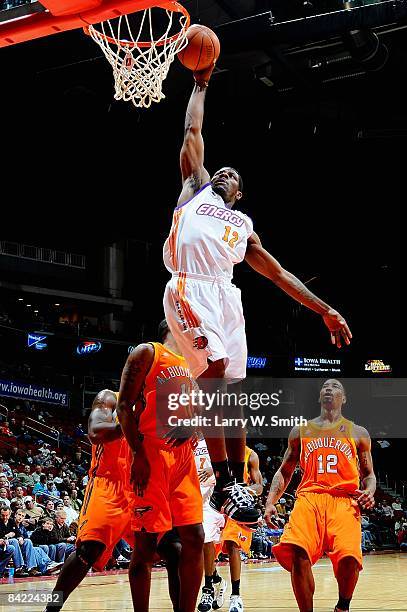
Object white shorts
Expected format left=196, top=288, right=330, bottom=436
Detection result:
left=203, top=503, right=225, bottom=544
left=163, top=272, right=248, bottom=383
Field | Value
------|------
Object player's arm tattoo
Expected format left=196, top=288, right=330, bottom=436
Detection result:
left=357, top=428, right=376, bottom=494
left=179, top=83, right=210, bottom=190
left=266, top=427, right=300, bottom=506
left=117, top=344, right=154, bottom=453
left=268, top=471, right=285, bottom=500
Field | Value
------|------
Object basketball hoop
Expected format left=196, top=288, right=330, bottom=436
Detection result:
left=84, top=2, right=190, bottom=108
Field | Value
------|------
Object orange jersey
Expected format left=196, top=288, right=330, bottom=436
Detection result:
left=296, top=417, right=360, bottom=496
left=138, top=342, right=193, bottom=445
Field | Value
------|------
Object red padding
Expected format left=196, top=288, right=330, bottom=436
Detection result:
left=40, top=0, right=103, bottom=17
left=0, top=0, right=177, bottom=47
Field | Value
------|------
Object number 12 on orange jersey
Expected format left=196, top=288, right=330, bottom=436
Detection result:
left=222, top=226, right=239, bottom=248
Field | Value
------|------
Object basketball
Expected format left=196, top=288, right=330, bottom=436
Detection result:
left=177, top=24, right=220, bottom=72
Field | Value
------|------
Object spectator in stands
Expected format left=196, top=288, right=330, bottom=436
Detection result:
left=52, top=510, right=76, bottom=556
left=12, top=509, right=63, bottom=575
left=33, top=474, right=48, bottom=496
left=74, top=423, right=85, bottom=438
left=24, top=496, right=44, bottom=529
left=0, top=421, right=13, bottom=436
left=5, top=446, right=20, bottom=464
left=14, top=419, right=31, bottom=442
left=0, top=488, right=10, bottom=509
left=361, top=515, right=375, bottom=552
left=382, top=500, right=394, bottom=519
left=0, top=506, right=41, bottom=576
left=392, top=497, right=404, bottom=519
left=0, top=461, right=13, bottom=479
left=62, top=495, right=79, bottom=526
left=17, top=465, right=35, bottom=488
left=55, top=501, right=64, bottom=512
left=0, top=476, right=10, bottom=491
left=10, top=486, right=25, bottom=505
left=10, top=500, right=24, bottom=513
left=39, top=442, right=50, bottom=455
left=275, top=497, right=288, bottom=518
left=26, top=449, right=34, bottom=464
left=30, top=517, right=67, bottom=563
left=45, top=481, right=60, bottom=500
left=32, top=465, right=45, bottom=484
left=251, top=520, right=271, bottom=559
left=49, top=450, right=58, bottom=463
left=53, top=468, right=65, bottom=489
left=44, top=500, right=56, bottom=520
left=69, top=489, right=82, bottom=513
left=0, top=536, right=15, bottom=579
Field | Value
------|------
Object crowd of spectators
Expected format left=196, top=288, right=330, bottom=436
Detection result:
left=0, top=397, right=91, bottom=578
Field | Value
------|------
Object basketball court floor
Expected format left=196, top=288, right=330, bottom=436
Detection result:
left=1, top=553, right=406, bottom=611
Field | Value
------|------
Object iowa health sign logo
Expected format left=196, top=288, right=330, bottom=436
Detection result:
left=76, top=341, right=102, bottom=355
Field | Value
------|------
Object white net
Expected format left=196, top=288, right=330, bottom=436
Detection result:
left=87, top=7, right=188, bottom=108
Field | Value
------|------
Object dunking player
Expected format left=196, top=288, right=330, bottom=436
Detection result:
left=163, top=64, right=353, bottom=525
left=117, top=319, right=204, bottom=612
left=212, top=446, right=263, bottom=612
left=194, top=435, right=227, bottom=612
left=265, top=379, right=376, bottom=612
left=45, top=390, right=133, bottom=612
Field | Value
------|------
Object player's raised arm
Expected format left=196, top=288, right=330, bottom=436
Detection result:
left=264, top=427, right=300, bottom=527
left=178, top=67, right=215, bottom=206
left=87, top=389, right=122, bottom=445
left=354, top=425, right=376, bottom=510
left=245, top=232, right=352, bottom=349
left=247, top=450, right=264, bottom=497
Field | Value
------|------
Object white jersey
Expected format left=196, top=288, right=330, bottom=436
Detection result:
left=193, top=438, right=216, bottom=504
left=164, top=183, right=253, bottom=281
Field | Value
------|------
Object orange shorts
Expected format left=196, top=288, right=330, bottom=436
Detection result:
left=127, top=440, right=203, bottom=533
left=215, top=518, right=253, bottom=556
left=272, top=492, right=362, bottom=576
left=76, top=476, right=134, bottom=571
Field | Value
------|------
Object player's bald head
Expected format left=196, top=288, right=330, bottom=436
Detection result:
left=92, top=389, right=117, bottom=409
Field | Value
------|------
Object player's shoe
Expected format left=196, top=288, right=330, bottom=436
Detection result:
left=197, top=587, right=214, bottom=612
left=228, top=595, right=244, bottom=612
left=210, top=482, right=260, bottom=526
left=212, top=576, right=227, bottom=609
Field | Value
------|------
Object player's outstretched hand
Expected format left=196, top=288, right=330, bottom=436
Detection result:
left=131, top=444, right=150, bottom=497
left=354, top=488, right=375, bottom=510
left=322, top=308, right=352, bottom=348
left=264, top=503, right=279, bottom=529
left=193, top=62, right=216, bottom=87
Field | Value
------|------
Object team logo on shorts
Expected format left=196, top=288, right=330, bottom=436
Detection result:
left=194, top=336, right=208, bottom=350
left=134, top=505, right=153, bottom=517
